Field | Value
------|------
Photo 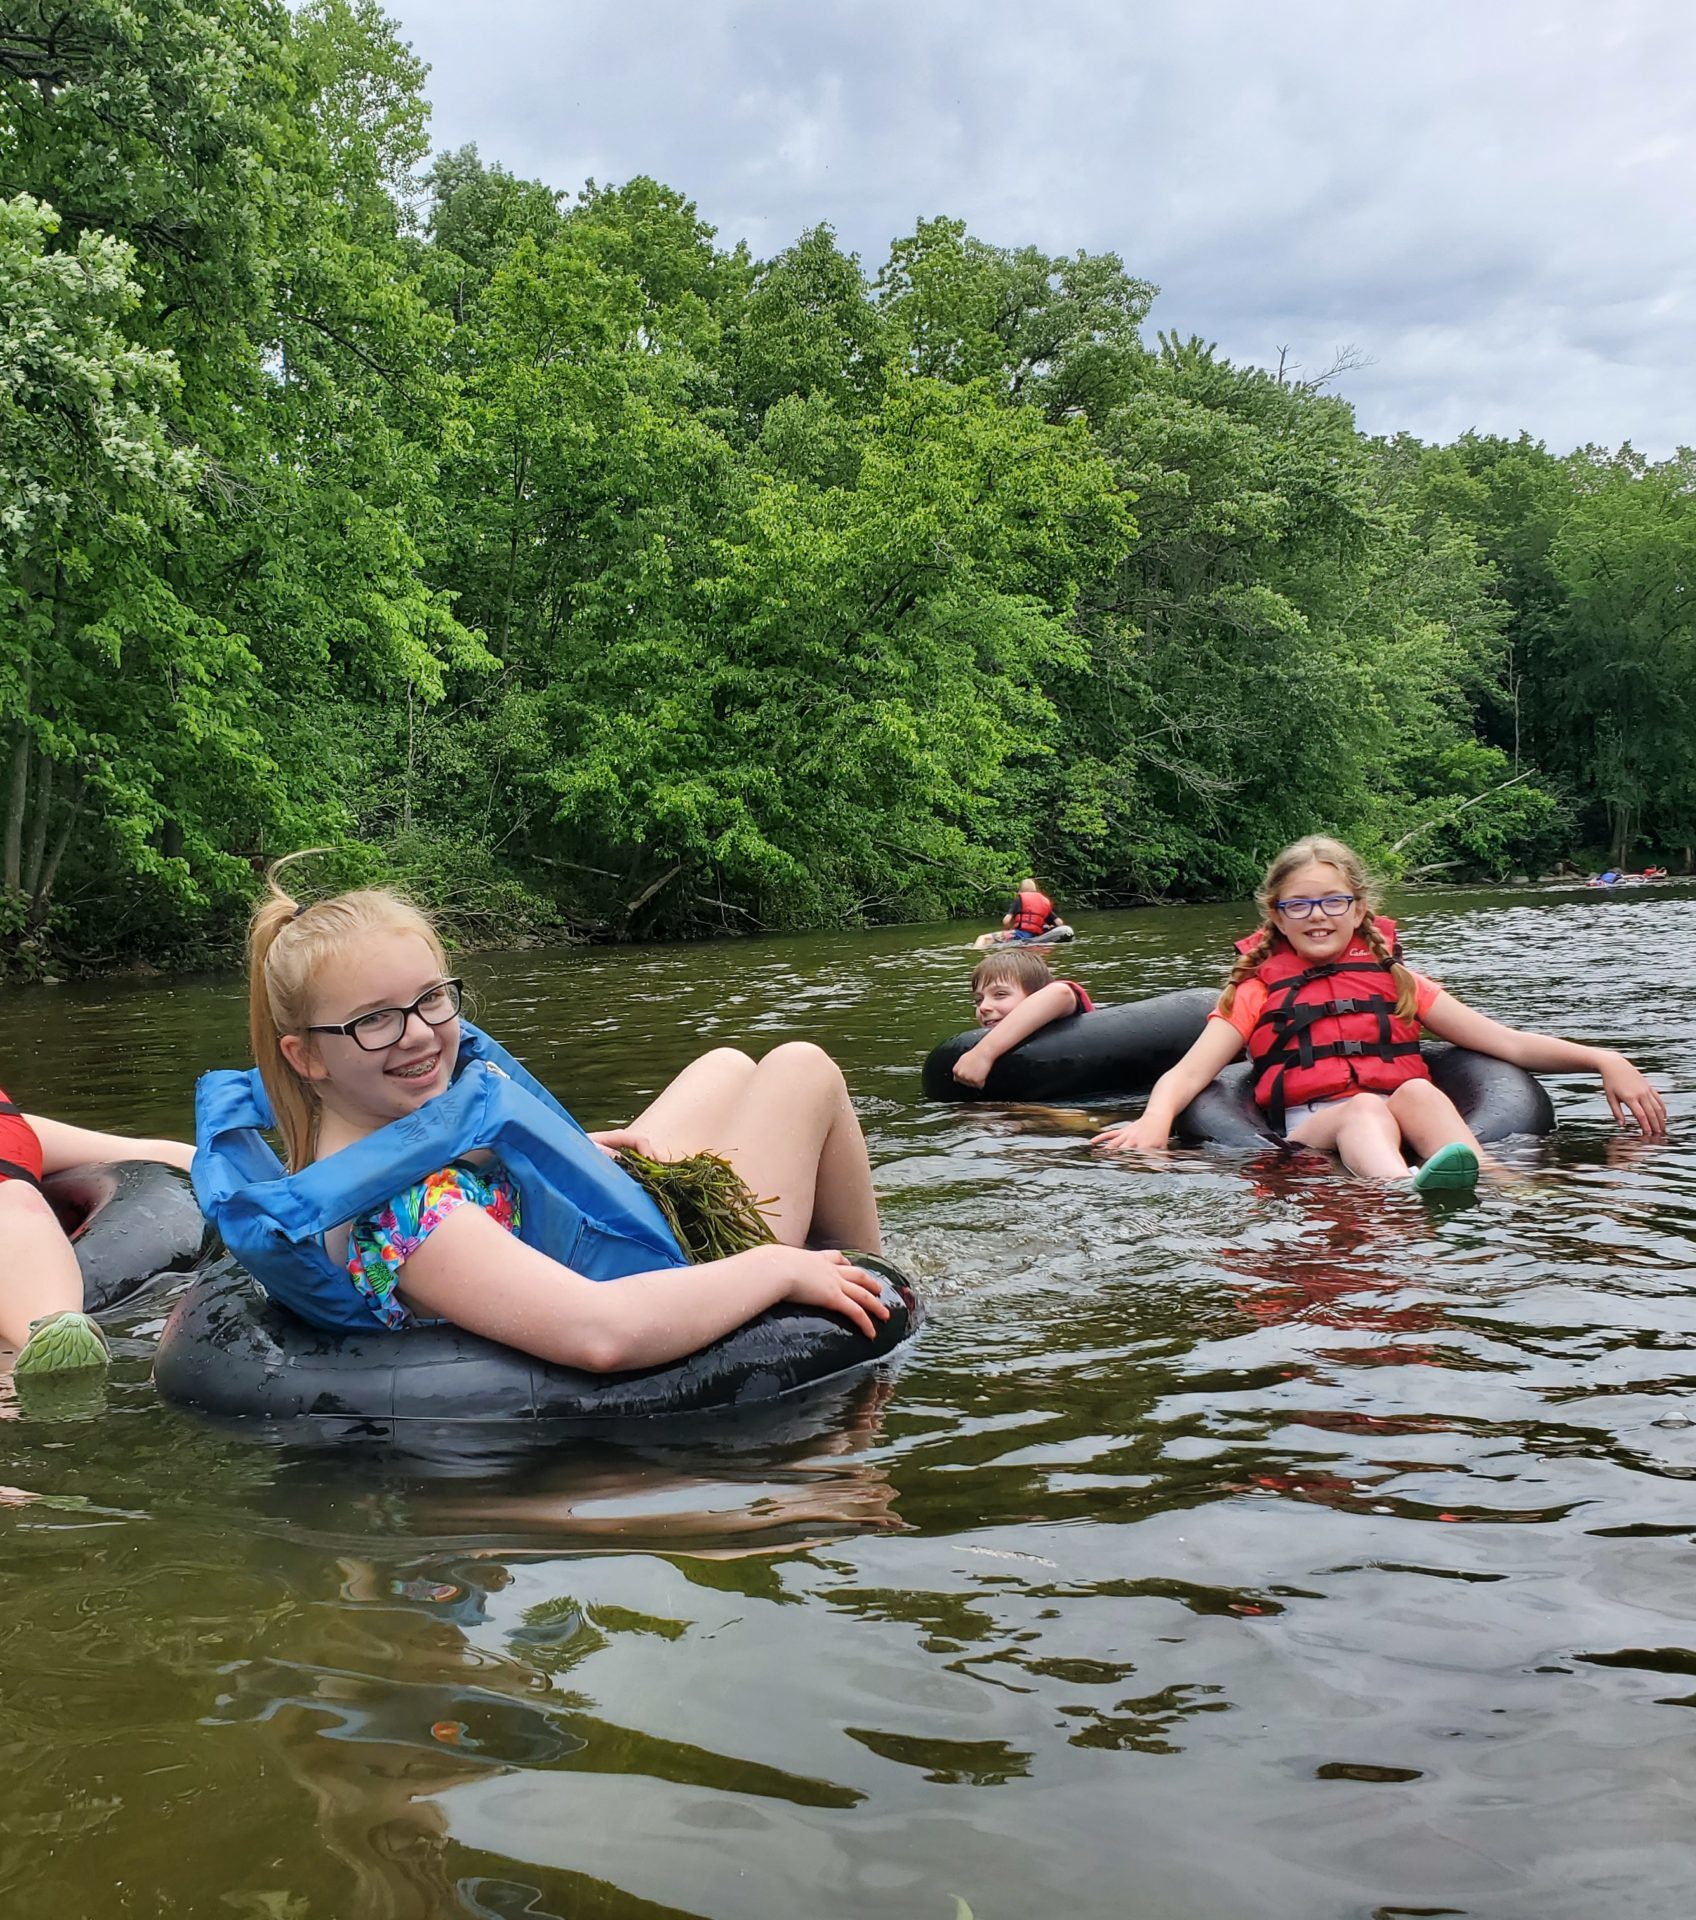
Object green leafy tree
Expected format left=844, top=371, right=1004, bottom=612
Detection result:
left=0, top=193, right=259, bottom=941
left=1547, top=448, right=1696, bottom=862
left=734, top=223, right=892, bottom=432
left=877, top=215, right=1155, bottom=422
left=0, top=0, right=481, bottom=961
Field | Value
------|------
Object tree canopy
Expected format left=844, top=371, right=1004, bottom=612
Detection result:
left=0, top=2, right=1683, bottom=969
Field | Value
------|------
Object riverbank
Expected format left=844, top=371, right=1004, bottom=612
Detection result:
left=9, top=860, right=1694, bottom=986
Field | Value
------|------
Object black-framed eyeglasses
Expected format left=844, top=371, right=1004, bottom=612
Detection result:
left=1274, top=893, right=1357, bottom=920
left=307, top=979, right=464, bottom=1052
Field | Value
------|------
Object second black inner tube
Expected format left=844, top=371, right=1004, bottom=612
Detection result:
left=41, top=1161, right=213, bottom=1314
left=923, top=990, right=1555, bottom=1144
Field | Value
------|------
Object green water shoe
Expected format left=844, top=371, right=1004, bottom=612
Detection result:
left=14, top=1310, right=110, bottom=1378
left=1413, top=1142, right=1480, bottom=1195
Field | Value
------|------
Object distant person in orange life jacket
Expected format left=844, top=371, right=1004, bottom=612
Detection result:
left=1002, top=879, right=1062, bottom=942
left=951, top=948, right=1093, bottom=1088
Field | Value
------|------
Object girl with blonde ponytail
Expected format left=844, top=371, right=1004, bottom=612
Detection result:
left=210, top=854, right=890, bottom=1368
left=1095, top=834, right=1666, bottom=1188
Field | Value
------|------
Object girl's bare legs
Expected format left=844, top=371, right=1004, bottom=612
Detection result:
left=1288, top=1083, right=1486, bottom=1180
left=0, top=1183, right=84, bottom=1352
left=1287, top=1093, right=1412, bottom=1179
left=627, top=1048, right=758, bottom=1146
left=1386, top=1080, right=1485, bottom=1163
left=633, top=1043, right=882, bottom=1252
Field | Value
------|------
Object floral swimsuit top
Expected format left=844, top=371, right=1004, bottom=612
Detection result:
left=345, top=1159, right=520, bottom=1329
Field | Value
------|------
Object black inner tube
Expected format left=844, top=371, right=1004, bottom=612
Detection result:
left=924, top=990, right=1555, bottom=1145
left=41, top=1161, right=213, bottom=1314
left=154, top=1252, right=922, bottom=1429
left=1170, top=1047, right=1555, bottom=1147
left=923, top=988, right=1218, bottom=1102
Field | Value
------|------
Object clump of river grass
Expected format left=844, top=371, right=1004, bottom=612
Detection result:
left=616, top=1149, right=778, bottom=1263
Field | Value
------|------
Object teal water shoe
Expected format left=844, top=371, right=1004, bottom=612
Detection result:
left=1413, top=1142, right=1480, bottom=1194
left=14, top=1310, right=110, bottom=1378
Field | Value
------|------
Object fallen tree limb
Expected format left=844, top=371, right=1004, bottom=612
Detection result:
left=1388, top=772, right=1533, bottom=858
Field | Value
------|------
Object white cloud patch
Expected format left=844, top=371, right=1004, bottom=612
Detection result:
left=389, top=0, right=1696, bottom=453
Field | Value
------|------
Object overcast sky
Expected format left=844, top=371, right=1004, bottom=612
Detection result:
left=385, top=0, right=1696, bottom=456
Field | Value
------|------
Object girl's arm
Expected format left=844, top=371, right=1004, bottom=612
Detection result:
left=25, top=1114, right=195, bottom=1175
left=1421, top=992, right=1668, bottom=1136
left=394, top=1207, right=890, bottom=1372
left=1091, top=1017, right=1245, bottom=1152
left=953, top=982, right=1081, bottom=1087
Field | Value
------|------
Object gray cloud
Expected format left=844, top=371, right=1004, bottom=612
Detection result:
left=389, top=0, right=1696, bottom=453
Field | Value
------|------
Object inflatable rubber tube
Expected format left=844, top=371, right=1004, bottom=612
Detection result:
left=924, top=986, right=1554, bottom=1144
left=923, top=987, right=1216, bottom=1101
left=42, top=1161, right=213, bottom=1314
left=971, top=924, right=1075, bottom=950
left=153, top=1253, right=921, bottom=1427
left=1174, top=1046, right=1555, bottom=1147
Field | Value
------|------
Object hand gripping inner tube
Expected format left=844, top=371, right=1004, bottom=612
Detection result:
left=41, top=1161, right=214, bottom=1314
left=923, top=987, right=1218, bottom=1102
left=153, top=1253, right=922, bottom=1428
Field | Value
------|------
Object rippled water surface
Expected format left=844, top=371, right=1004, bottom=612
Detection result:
left=3, top=885, right=1695, bottom=1919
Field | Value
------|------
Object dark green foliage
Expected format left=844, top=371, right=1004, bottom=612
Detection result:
left=0, top=4, right=1683, bottom=973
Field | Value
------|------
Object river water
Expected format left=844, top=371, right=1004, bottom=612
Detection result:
left=2, top=885, right=1694, bottom=1920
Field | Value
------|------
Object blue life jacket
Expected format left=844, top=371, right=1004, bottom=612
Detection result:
left=193, top=1022, right=687, bottom=1330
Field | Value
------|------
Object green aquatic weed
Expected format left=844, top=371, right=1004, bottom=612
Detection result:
left=616, top=1149, right=778, bottom=1263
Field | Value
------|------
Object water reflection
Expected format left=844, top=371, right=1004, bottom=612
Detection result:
left=2, top=888, right=1696, bottom=1917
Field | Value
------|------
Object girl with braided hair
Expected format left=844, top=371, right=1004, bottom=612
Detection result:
left=1092, top=836, right=1665, bottom=1189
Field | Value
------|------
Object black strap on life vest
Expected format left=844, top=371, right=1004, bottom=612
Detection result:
left=1256, top=959, right=1422, bottom=1132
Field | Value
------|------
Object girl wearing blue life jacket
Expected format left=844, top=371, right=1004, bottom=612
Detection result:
left=200, top=858, right=888, bottom=1369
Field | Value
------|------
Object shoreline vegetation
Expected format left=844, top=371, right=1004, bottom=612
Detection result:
left=5, top=4, right=1695, bottom=980
left=24, top=870, right=1689, bottom=990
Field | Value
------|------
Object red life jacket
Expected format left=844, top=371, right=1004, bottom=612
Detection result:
left=0, top=1089, right=42, bottom=1189
left=1241, top=916, right=1429, bottom=1128
left=1010, top=889, right=1056, bottom=937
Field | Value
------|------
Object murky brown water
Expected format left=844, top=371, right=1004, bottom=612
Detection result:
left=2, top=884, right=1694, bottom=1919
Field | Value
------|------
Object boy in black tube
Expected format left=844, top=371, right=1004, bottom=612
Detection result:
left=952, top=948, right=1092, bottom=1088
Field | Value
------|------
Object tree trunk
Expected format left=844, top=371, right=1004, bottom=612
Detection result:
left=403, top=680, right=415, bottom=832
left=32, top=773, right=86, bottom=922
left=3, top=731, right=28, bottom=894
left=21, top=748, right=52, bottom=899
left=621, top=863, right=683, bottom=929
left=498, top=446, right=531, bottom=654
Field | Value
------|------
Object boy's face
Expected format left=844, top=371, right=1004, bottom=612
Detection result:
left=974, top=976, right=1032, bottom=1026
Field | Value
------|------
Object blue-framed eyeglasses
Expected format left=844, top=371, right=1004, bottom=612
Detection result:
left=307, top=979, right=464, bottom=1051
left=1274, top=893, right=1357, bottom=921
